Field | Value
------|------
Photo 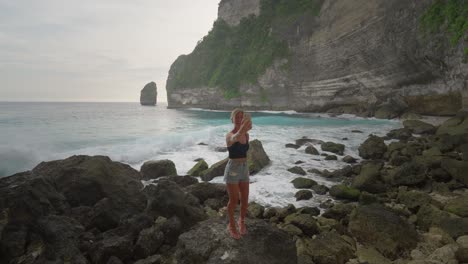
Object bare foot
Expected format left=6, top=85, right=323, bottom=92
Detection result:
left=238, top=218, right=247, bottom=235
left=227, top=224, right=240, bottom=240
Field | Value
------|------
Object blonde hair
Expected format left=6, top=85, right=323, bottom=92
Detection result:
left=230, top=108, right=244, bottom=123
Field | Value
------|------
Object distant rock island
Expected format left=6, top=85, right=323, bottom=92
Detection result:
left=140, top=82, right=157, bottom=106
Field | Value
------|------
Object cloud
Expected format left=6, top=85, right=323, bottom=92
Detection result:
left=0, top=0, right=220, bottom=102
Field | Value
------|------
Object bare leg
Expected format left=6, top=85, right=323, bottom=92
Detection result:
left=226, top=183, right=240, bottom=239
left=238, top=181, right=249, bottom=235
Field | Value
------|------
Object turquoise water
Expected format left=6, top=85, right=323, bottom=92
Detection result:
left=1, top=101, right=399, bottom=206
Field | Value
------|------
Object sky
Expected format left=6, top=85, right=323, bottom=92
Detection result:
left=0, top=0, right=220, bottom=103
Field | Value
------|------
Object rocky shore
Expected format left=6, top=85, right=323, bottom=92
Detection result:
left=1, top=112, right=468, bottom=264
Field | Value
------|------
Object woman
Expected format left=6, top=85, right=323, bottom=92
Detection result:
left=224, top=108, right=252, bottom=239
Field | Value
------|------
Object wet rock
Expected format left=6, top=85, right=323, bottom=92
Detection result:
left=358, top=135, right=387, bottom=159
left=343, top=155, right=357, bottom=163
left=321, top=142, right=345, bottom=155
left=285, top=143, right=300, bottom=149
left=291, top=177, right=317, bottom=188
left=437, top=114, right=468, bottom=136
left=311, top=184, right=329, bottom=195
left=247, top=139, right=271, bottom=174
left=175, top=217, right=297, bottom=264
left=386, top=161, right=427, bottom=187
left=305, top=145, right=320, bottom=155
left=296, top=138, right=324, bottom=146
left=325, top=155, right=338, bottom=160
left=295, top=190, right=313, bottom=201
left=297, top=207, right=320, bottom=216
left=287, top=166, right=307, bottom=175
left=187, top=160, right=209, bottom=177
left=201, top=158, right=228, bottom=182
left=141, top=160, right=178, bottom=180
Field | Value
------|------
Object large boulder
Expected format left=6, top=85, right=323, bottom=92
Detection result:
left=444, top=194, right=468, bottom=217
left=437, top=113, right=468, bottom=136
left=441, top=158, right=468, bottom=186
left=386, top=161, right=427, bottom=187
left=140, top=160, right=177, bottom=180
left=296, top=232, right=355, bottom=264
left=144, top=180, right=207, bottom=230
left=32, top=155, right=146, bottom=215
left=201, top=158, right=228, bottom=182
left=358, top=135, right=387, bottom=160
left=140, top=81, right=157, bottom=106
left=187, top=160, right=209, bottom=177
left=247, top=139, right=271, bottom=174
left=321, top=142, right=345, bottom=155
left=329, top=185, right=360, bottom=201
left=305, top=145, right=320, bottom=155
left=291, top=177, right=317, bottom=188
left=174, top=217, right=297, bottom=264
left=352, top=162, right=385, bottom=193
left=403, top=120, right=436, bottom=134
left=348, top=205, right=418, bottom=259
left=184, top=182, right=227, bottom=204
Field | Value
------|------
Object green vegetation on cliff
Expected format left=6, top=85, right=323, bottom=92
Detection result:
left=167, top=0, right=321, bottom=99
left=420, top=0, right=468, bottom=56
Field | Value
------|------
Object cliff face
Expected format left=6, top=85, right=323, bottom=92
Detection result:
left=167, top=0, right=467, bottom=116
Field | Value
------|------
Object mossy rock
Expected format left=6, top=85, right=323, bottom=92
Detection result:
left=403, top=120, right=436, bottom=134
left=291, top=177, right=317, bottom=188
left=247, top=139, right=271, bottom=174
left=352, top=162, right=385, bottom=193
left=444, top=194, right=468, bottom=217
left=305, top=145, right=320, bottom=155
left=295, top=190, right=313, bottom=201
left=284, top=213, right=319, bottom=236
left=296, top=233, right=355, bottom=264
left=288, top=166, right=307, bottom=175
left=397, top=189, right=432, bottom=212
left=321, top=142, right=345, bottom=155
left=441, top=158, right=468, bottom=186
left=187, top=159, right=208, bottom=177
left=140, top=159, right=178, bottom=180
left=358, top=135, right=387, bottom=160
left=200, top=158, right=228, bottom=182
left=329, top=184, right=360, bottom=201
left=349, top=205, right=418, bottom=259
left=437, top=115, right=468, bottom=136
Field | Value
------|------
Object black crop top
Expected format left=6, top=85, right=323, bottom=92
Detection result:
left=228, top=141, right=250, bottom=159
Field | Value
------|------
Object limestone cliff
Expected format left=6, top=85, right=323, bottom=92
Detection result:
left=166, top=0, right=467, bottom=116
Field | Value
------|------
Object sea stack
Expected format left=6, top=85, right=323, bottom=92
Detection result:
left=140, top=82, right=157, bottom=106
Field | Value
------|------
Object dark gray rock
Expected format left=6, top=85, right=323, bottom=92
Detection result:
left=329, top=185, right=360, bottom=201
left=140, top=82, right=157, bottom=106
left=295, top=190, right=313, bottom=201
left=349, top=205, right=418, bottom=260
left=403, top=120, right=436, bottom=134
left=247, top=139, right=271, bottom=174
left=287, top=166, right=307, bottom=175
left=175, top=217, right=297, bottom=264
left=286, top=143, right=300, bottom=149
left=201, top=158, right=228, bottom=182
left=187, top=160, right=209, bottom=177
left=305, top=145, right=320, bottom=155
left=296, top=232, right=355, bottom=264
left=321, top=142, right=345, bottom=155
left=358, top=135, right=387, bottom=159
left=291, top=177, right=317, bottom=188
left=141, top=160, right=178, bottom=180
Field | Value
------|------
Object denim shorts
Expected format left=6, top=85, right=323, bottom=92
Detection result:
left=223, top=159, right=249, bottom=184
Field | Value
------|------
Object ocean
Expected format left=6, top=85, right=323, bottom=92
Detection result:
left=0, top=101, right=401, bottom=207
